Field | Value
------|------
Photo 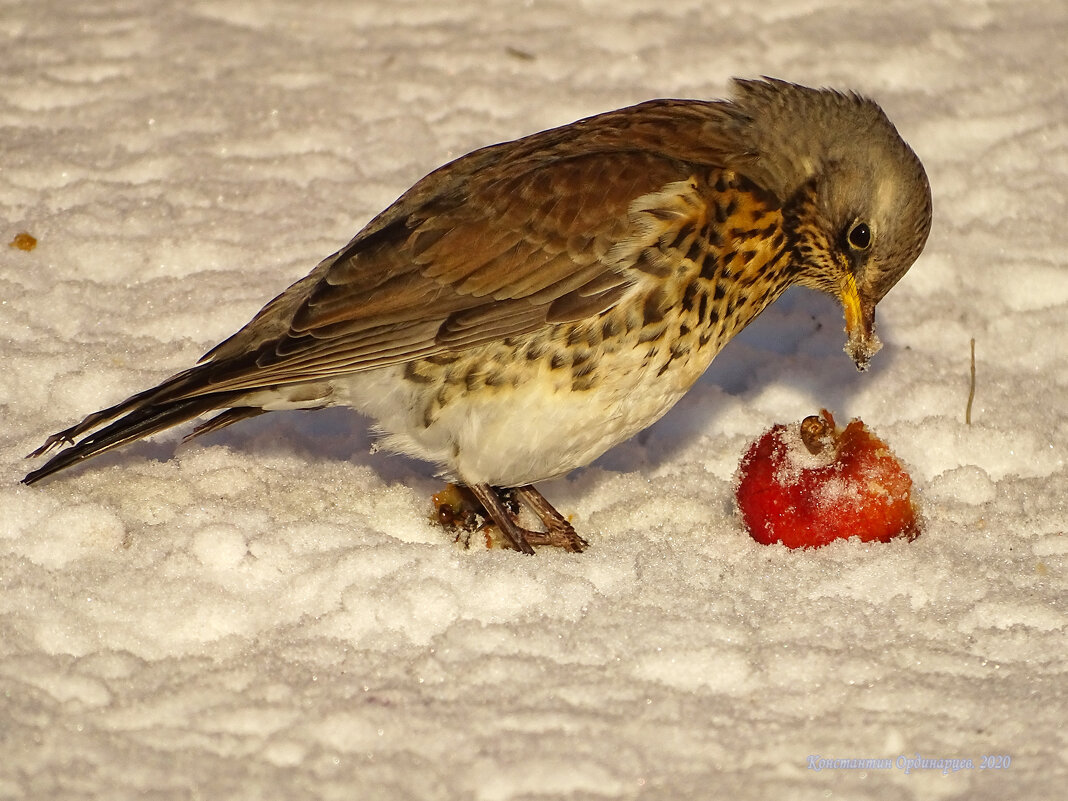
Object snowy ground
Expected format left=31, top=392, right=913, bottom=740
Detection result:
left=2, top=1, right=1065, bottom=799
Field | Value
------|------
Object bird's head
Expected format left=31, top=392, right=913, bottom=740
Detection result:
left=728, top=79, right=933, bottom=370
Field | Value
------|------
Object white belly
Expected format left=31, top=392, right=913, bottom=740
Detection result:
left=324, top=335, right=713, bottom=487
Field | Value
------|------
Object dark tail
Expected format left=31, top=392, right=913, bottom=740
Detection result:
left=20, top=354, right=269, bottom=486
left=22, top=393, right=234, bottom=485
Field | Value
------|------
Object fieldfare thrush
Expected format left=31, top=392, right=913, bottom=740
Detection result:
left=24, top=78, right=933, bottom=554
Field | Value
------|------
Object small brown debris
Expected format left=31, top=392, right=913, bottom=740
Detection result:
left=430, top=483, right=519, bottom=549
left=505, top=46, right=535, bottom=61
left=9, top=232, right=37, bottom=251
left=431, top=483, right=483, bottom=533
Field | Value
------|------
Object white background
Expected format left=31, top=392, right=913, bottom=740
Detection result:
left=2, top=1, right=1065, bottom=798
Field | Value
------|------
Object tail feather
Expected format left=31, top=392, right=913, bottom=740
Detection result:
left=183, top=407, right=267, bottom=443
left=26, top=387, right=168, bottom=461
left=22, top=395, right=232, bottom=486
left=25, top=361, right=217, bottom=461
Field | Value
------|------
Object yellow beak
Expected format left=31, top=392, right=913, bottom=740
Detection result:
left=840, top=273, right=880, bottom=371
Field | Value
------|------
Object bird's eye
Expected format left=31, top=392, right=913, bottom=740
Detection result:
left=847, top=221, right=872, bottom=251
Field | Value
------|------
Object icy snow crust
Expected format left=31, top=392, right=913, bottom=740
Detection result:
left=2, top=1, right=1066, bottom=799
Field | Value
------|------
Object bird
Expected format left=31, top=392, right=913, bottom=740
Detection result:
left=23, top=78, right=932, bottom=554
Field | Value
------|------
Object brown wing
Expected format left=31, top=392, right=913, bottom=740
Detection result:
left=180, top=100, right=748, bottom=397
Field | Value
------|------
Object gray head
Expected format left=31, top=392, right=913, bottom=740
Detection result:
left=726, top=78, right=933, bottom=368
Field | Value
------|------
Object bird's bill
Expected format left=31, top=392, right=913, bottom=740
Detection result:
left=840, top=273, right=881, bottom=371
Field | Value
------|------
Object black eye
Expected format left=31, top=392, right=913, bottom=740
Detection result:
left=847, top=221, right=872, bottom=251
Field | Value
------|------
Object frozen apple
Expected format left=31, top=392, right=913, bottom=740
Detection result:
left=735, top=409, right=919, bottom=548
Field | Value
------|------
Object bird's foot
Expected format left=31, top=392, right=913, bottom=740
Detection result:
left=431, top=483, right=586, bottom=554
left=514, top=485, right=588, bottom=552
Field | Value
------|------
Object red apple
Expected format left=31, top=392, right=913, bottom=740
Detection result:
left=735, top=410, right=919, bottom=548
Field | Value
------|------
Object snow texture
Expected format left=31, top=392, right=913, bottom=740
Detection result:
left=2, top=1, right=1066, bottom=799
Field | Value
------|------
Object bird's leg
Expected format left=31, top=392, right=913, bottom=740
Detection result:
left=467, top=483, right=536, bottom=555
left=440, top=484, right=586, bottom=554
left=514, top=485, right=588, bottom=553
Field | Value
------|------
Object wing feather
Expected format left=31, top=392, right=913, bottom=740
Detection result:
left=177, top=100, right=746, bottom=401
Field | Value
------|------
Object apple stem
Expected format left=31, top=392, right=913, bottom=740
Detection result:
left=800, top=415, right=835, bottom=456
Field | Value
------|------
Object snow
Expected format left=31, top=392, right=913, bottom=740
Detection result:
left=2, top=0, right=1065, bottom=798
